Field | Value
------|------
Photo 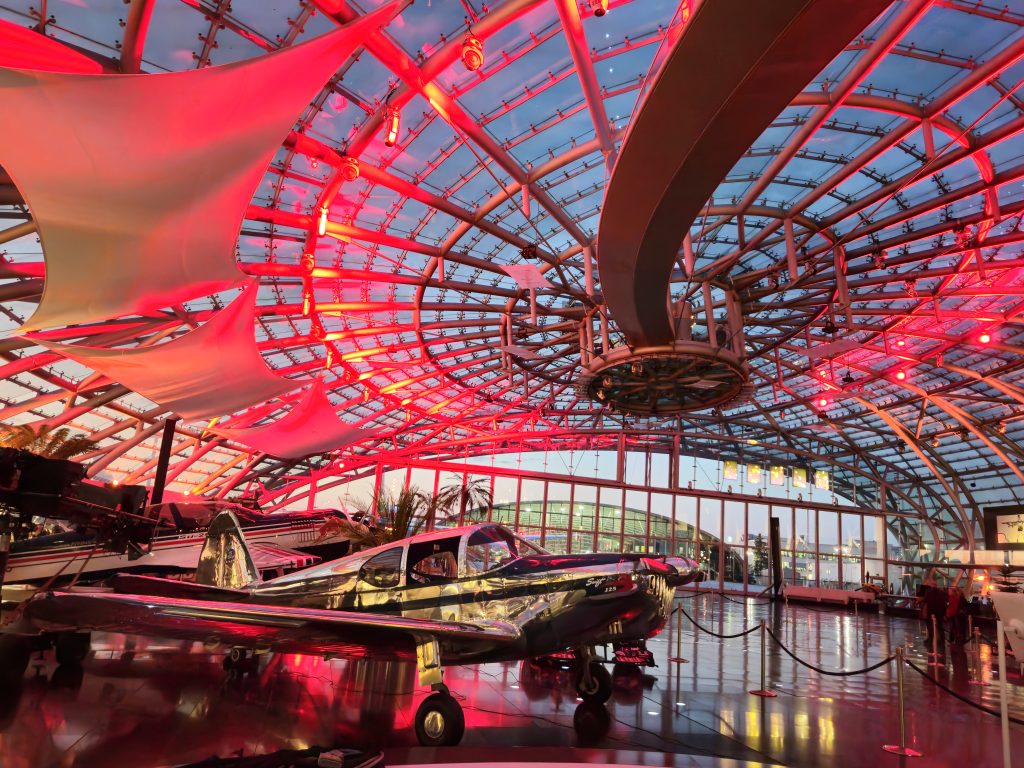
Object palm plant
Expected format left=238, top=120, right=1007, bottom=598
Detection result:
left=315, top=486, right=432, bottom=551
left=435, top=475, right=493, bottom=526
left=0, top=424, right=97, bottom=459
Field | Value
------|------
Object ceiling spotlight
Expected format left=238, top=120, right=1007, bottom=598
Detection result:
left=520, top=243, right=539, bottom=260
left=822, top=318, right=838, bottom=335
left=895, top=370, right=906, bottom=381
left=317, top=206, right=328, bottom=237
left=896, top=339, right=905, bottom=347
left=310, top=156, right=319, bottom=170
left=595, top=388, right=606, bottom=401
left=998, top=420, right=1007, bottom=435
left=601, top=375, right=612, bottom=388
left=338, top=154, right=360, bottom=182
left=842, top=373, right=855, bottom=385
left=979, top=332, right=992, bottom=344
left=818, top=397, right=828, bottom=408
left=300, top=252, right=315, bottom=275
left=588, top=0, right=609, bottom=16
left=382, top=104, right=401, bottom=147
left=301, top=287, right=313, bottom=317
left=461, top=33, right=484, bottom=71
left=630, top=361, right=644, bottom=376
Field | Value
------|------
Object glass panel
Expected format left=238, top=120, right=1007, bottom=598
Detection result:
left=491, top=476, right=518, bottom=526
left=649, top=452, right=670, bottom=489
left=624, top=489, right=648, bottom=552
left=359, top=547, right=403, bottom=588
left=517, top=479, right=544, bottom=541
left=597, top=487, right=623, bottom=552
left=724, top=500, right=744, bottom=548
left=675, top=495, right=697, bottom=557
left=794, top=507, right=816, bottom=586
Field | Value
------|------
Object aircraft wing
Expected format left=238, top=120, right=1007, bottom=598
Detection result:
left=15, top=590, right=523, bottom=661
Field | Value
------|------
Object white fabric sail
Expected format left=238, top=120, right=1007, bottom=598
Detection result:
left=29, top=282, right=297, bottom=420
left=211, top=378, right=372, bottom=459
left=0, top=7, right=394, bottom=331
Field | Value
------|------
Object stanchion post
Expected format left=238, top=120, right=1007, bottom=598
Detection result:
left=670, top=605, right=689, bottom=664
left=969, top=627, right=988, bottom=686
left=927, top=615, right=942, bottom=667
left=883, top=647, right=922, bottom=758
left=997, top=620, right=1011, bottom=768
left=749, top=620, right=777, bottom=698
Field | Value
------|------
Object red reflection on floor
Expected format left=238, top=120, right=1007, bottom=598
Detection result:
left=0, top=595, right=1021, bottom=767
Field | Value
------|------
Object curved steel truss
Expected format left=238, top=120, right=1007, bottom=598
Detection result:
left=1, top=1, right=1024, bottom=552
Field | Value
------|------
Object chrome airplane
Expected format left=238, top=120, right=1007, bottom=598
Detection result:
left=5, top=513, right=699, bottom=746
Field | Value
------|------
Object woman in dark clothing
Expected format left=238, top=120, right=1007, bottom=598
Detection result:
left=923, top=581, right=948, bottom=647
left=946, top=587, right=967, bottom=644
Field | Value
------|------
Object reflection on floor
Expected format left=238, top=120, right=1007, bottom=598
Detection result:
left=1, top=593, right=1022, bottom=768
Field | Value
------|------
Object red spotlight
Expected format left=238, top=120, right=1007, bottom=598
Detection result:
left=895, top=370, right=906, bottom=381
left=979, top=332, right=992, bottom=344
left=383, top=105, right=401, bottom=147
left=588, top=0, right=609, bottom=16
left=896, top=339, right=905, bottom=347
left=317, top=206, right=328, bottom=237
left=302, top=286, right=313, bottom=317
left=461, top=33, right=484, bottom=72
left=818, top=397, right=828, bottom=408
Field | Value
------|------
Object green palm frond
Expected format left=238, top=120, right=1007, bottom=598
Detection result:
left=0, top=424, right=97, bottom=458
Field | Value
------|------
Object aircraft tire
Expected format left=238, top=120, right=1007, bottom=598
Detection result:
left=54, top=632, right=90, bottom=667
left=414, top=691, right=465, bottom=746
left=576, top=661, right=612, bottom=703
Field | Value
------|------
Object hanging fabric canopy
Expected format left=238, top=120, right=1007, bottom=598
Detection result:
left=0, top=6, right=395, bottom=332
left=210, top=378, right=373, bottom=459
left=29, top=281, right=296, bottom=420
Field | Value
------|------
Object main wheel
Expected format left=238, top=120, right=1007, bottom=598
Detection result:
left=576, top=661, right=612, bottom=703
left=54, top=632, right=90, bottom=667
left=414, top=692, right=465, bottom=747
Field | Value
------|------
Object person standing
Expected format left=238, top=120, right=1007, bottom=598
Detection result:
left=922, top=579, right=948, bottom=648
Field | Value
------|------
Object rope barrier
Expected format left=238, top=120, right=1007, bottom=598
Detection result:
left=676, top=603, right=760, bottom=639
left=904, top=658, right=1024, bottom=727
left=764, top=625, right=896, bottom=677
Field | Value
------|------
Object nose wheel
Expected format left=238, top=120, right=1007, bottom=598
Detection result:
left=576, top=660, right=612, bottom=703
left=414, top=687, right=465, bottom=746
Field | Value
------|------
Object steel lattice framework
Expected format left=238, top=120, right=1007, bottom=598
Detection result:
left=2, top=0, right=1024, bottom=552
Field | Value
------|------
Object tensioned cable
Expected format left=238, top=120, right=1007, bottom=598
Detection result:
left=675, top=603, right=760, bottom=639
left=904, top=657, right=1024, bottom=726
left=765, top=625, right=895, bottom=677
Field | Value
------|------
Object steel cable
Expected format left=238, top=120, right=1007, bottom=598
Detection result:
left=676, top=603, right=760, bottom=639
left=904, top=658, right=1024, bottom=726
left=764, top=625, right=896, bottom=676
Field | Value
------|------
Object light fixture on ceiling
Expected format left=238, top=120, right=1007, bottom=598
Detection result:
left=588, top=0, right=609, bottom=16
left=317, top=206, right=328, bottom=237
left=822, top=318, right=838, bottom=335
left=461, top=33, right=484, bottom=71
left=383, top=104, right=401, bottom=147
left=338, top=154, right=360, bottom=182
left=302, top=286, right=313, bottom=317
left=979, top=331, right=992, bottom=344
left=895, top=370, right=907, bottom=381
left=842, top=372, right=855, bottom=385
left=310, top=156, right=319, bottom=170
left=818, top=397, right=828, bottom=408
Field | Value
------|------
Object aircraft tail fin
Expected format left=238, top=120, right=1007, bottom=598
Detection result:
left=195, top=511, right=261, bottom=589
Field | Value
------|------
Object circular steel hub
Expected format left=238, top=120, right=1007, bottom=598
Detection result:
left=577, top=342, right=749, bottom=416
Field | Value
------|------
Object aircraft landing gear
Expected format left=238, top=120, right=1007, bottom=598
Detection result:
left=414, top=683, right=465, bottom=747
left=222, top=647, right=258, bottom=674
left=575, top=649, right=612, bottom=703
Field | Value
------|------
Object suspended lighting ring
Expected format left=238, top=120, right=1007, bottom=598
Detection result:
left=577, top=342, right=750, bottom=416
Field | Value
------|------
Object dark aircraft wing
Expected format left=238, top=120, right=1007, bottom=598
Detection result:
left=15, top=590, right=523, bottom=660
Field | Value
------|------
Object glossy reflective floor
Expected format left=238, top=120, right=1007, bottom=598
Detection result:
left=1, top=593, right=1022, bottom=768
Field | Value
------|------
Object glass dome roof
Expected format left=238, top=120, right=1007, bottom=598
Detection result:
left=1, top=0, right=1023, bottom=547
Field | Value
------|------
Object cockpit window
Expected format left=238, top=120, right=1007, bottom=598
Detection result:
left=359, top=547, right=403, bottom=588
left=464, top=526, right=544, bottom=576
